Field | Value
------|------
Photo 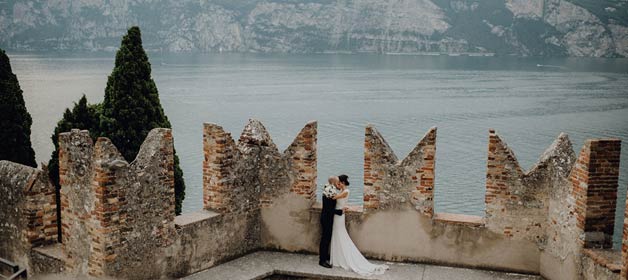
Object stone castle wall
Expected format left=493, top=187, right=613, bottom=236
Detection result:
left=0, top=119, right=625, bottom=280
left=541, top=138, right=622, bottom=280
left=157, top=120, right=318, bottom=277
left=0, top=161, right=57, bottom=273
left=363, top=125, right=436, bottom=216
left=58, top=128, right=176, bottom=278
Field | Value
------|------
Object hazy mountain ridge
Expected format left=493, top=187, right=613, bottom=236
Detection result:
left=1, top=0, right=627, bottom=57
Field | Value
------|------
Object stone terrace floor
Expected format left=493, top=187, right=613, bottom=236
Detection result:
left=183, top=251, right=542, bottom=280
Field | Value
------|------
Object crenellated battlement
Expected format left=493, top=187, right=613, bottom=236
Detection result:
left=363, top=125, right=437, bottom=216
left=0, top=119, right=625, bottom=280
left=485, top=130, right=576, bottom=244
left=58, top=128, right=176, bottom=277
left=202, top=120, right=317, bottom=213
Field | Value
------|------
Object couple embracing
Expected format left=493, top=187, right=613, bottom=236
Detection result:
left=318, top=175, right=389, bottom=276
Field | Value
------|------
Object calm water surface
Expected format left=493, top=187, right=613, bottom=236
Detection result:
left=9, top=52, right=628, bottom=246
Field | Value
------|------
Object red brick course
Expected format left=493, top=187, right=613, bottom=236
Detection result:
left=203, top=120, right=318, bottom=212
left=572, top=139, right=621, bottom=248
left=621, top=183, right=628, bottom=279
left=203, top=123, right=239, bottom=213
left=58, top=129, right=176, bottom=277
left=283, top=121, right=317, bottom=203
left=23, top=170, right=58, bottom=248
left=363, top=125, right=436, bottom=216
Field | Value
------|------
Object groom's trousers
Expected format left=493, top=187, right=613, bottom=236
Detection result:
left=319, top=196, right=344, bottom=263
left=319, top=195, right=337, bottom=263
left=319, top=214, right=333, bottom=263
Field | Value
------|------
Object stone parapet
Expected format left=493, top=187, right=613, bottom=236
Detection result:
left=58, top=129, right=94, bottom=273
left=1, top=120, right=625, bottom=280
left=541, top=138, right=622, bottom=280
left=621, top=184, right=628, bottom=279
left=58, top=128, right=175, bottom=278
left=0, top=161, right=57, bottom=272
left=486, top=131, right=575, bottom=244
left=363, top=125, right=436, bottom=217
left=572, top=139, right=621, bottom=248
left=202, top=123, right=240, bottom=213
left=203, top=119, right=317, bottom=213
left=284, top=121, right=317, bottom=202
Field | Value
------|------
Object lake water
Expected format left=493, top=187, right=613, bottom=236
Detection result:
left=9, top=52, right=628, bottom=246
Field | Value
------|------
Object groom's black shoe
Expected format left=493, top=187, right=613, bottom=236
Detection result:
left=319, top=261, right=332, bottom=268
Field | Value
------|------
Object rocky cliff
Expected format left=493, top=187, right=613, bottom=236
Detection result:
left=1, top=0, right=627, bottom=57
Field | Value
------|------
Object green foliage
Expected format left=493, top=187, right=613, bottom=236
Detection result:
left=48, top=27, right=186, bottom=215
left=0, top=49, right=37, bottom=167
left=100, top=26, right=185, bottom=215
left=100, top=27, right=169, bottom=160
left=173, top=153, right=185, bottom=215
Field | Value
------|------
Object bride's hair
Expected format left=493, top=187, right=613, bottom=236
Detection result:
left=338, top=174, right=350, bottom=186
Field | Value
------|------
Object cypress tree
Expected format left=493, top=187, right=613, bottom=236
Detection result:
left=100, top=26, right=185, bottom=214
left=0, top=49, right=37, bottom=167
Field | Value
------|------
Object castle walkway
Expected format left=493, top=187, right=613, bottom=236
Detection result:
left=183, top=251, right=541, bottom=280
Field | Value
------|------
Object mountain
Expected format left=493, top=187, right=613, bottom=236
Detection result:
left=1, top=0, right=627, bottom=57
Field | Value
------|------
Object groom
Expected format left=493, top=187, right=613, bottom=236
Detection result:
left=319, top=176, right=344, bottom=268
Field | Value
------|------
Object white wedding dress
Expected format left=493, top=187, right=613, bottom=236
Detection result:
left=330, top=189, right=389, bottom=276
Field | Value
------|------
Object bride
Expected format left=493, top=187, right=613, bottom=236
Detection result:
left=330, top=175, right=389, bottom=276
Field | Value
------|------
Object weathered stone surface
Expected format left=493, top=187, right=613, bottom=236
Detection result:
left=31, top=244, right=65, bottom=275
left=485, top=131, right=575, bottom=245
left=58, top=129, right=94, bottom=274
left=265, top=126, right=543, bottom=273
left=114, top=128, right=176, bottom=278
left=363, top=125, right=436, bottom=216
left=542, top=138, right=621, bottom=280
left=582, top=249, right=620, bottom=280
left=201, top=119, right=318, bottom=254
left=183, top=251, right=542, bottom=280
left=58, top=128, right=175, bottom=278
left=258, top=121, right=319, bottom=251
left=166, top=119, right=318, bottom=276
left=170, top=210, right=260, bottom=278
left=202, top=122, right=241, bottom=213
left=286, top=205, right=541, bottom=273
left=622, top=184, right=628, bottom=279
left=263, top=126, right=622, bottom=278
left=572, top=139, right=621, bottom=248
left=283, top=121, right=317, bottom=202
left=0, top=160, right=57, bottom=273
left=1, top=120, right=625, bottom=280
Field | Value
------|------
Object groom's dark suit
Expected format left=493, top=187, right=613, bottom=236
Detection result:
left=319, top=194, right=343, bottom=264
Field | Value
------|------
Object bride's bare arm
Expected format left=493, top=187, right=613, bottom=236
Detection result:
left=333, top=189, right=349, bottom=199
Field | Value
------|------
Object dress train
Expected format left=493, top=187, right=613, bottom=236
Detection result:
left=330, top=190, right=389, bottom=276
